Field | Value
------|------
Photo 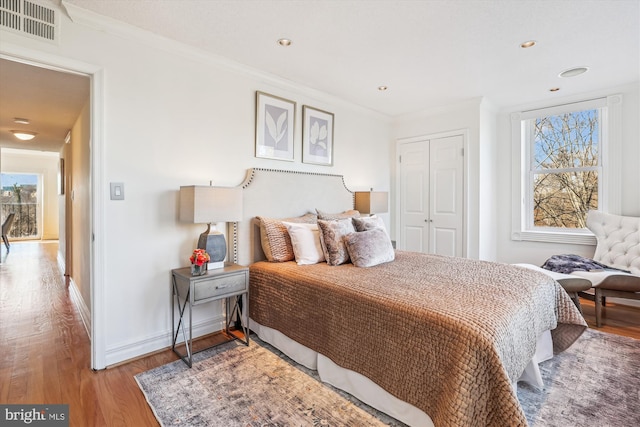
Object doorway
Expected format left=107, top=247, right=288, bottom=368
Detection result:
left=0, top=52, right=104, bottom=368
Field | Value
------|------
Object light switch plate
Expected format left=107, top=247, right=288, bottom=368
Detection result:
left=110, top=182, right=125, bottom=200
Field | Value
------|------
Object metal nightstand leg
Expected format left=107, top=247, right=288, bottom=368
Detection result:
left=225, top=294, right=249, bottom=346
left=172, top=276, right=194, bottom=367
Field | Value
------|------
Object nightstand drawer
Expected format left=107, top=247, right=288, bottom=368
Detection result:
left=193, top=271, right=247, bottom=302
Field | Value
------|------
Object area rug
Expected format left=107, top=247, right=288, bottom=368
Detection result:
left=517, top=328, right=640, bottom=427
left=136, top=329, right=640, bottom=426
left=135, top=338, right=403, bottom=426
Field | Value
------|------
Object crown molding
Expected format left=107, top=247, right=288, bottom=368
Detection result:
left=60, top=1, right=390, bottom=122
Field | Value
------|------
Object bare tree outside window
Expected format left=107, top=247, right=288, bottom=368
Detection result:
left=531, top=109, right=600, bottom=229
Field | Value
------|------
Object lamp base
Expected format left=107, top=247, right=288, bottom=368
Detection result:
left=208, top=261, right=225, bottom=270
left=197, top=224, right=227, bottom=270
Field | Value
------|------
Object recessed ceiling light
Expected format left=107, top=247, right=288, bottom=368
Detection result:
left=378, top=86, right=388, bottom=91
left=10, top=130, right=37, bottom=141
left=549, top=87, right=560, bottom=92
left=559, top=67, right=589, bottom=78
left=520, top=40, right=536, bottom=48
left=277, top=38, right=292, bottom=47
left=14, top=117, right=30, bottom=124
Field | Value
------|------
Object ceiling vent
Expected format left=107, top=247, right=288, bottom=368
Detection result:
left=0, top=0, right=58, bottom=43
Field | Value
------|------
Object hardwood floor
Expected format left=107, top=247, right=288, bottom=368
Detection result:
left=0, top=242, right=230, bottom=426
left=1, top=241, right=639, bottom=426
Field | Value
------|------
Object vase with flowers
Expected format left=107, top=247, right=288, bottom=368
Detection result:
left=189, top=249, right=210, bottom=276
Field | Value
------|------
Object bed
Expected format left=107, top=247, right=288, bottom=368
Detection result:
left=232, top=168, right=587, bottom=427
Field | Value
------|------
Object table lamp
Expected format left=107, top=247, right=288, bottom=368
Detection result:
left=179, top=185, right=243, bottom=269
left=354, top=189, right=389, bottom=216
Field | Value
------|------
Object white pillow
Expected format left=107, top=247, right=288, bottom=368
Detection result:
left=283, top=222, right=326, bottom=265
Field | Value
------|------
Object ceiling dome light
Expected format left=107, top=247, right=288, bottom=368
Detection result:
left=520, top=40, right=536, bottom=48
left=559, top=67, right=589, bottom=78
left=10, top=130, right=37, bottom=141
left=277, top=38, right=292, bottom=47
left=378, top=86, right=388, bottom=91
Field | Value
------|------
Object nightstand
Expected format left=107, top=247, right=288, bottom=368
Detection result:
left=171, top=263, right=249, bottom=367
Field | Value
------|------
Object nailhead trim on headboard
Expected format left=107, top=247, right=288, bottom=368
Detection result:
left=233, top=167, right=355, bottom=266
left=242, top=167, right=352, bottom=193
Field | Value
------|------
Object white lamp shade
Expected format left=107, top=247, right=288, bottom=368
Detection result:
left=354, top=191, right=388, bottom=215
left=179, top=186, right=243, bottom=224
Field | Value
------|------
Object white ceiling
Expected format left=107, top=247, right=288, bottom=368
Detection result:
left=1, top=0, right=638, bottom=152
left=0, top=58, right=89, bottom=152
left=62, top=0, right=639, bottom=116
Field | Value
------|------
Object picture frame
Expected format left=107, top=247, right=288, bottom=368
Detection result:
left=255, top=91, right=296, bottom=161
left=302, top=105, right=334, bottom=166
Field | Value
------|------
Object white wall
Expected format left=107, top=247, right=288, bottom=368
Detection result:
left=1, top=6, right=392, bottom=366
left=495, top=83, right=640, bottom=266
left=392, top=98, right=488, bottom=260
left=0, top=148, right=59, bottom=240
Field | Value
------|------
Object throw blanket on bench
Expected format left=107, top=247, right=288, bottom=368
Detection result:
left=542, top=254, right=631, bottom=275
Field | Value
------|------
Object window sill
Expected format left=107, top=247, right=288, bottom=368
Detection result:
left=511, top=230, right=596, bottom=246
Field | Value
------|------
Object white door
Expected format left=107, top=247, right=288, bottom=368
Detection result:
left=428, top=135, right=464, bottom=256
left=399, top=141, right=429, bottom=252
left=399, top=135, right=464, bottom=256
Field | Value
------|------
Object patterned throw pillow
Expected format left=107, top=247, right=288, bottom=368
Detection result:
left=257, top=213, right=317, bottom=262
left=352, top=215, right=388, bottom=234
left=345, top=228, right=395, bottom=267
left=317, top=219, right=356, bottom=266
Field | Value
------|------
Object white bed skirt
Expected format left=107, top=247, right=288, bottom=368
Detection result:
left=250, top=319, right=553, bottom=427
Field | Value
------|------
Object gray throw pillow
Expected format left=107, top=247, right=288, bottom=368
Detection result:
left=318, top=219, right=355, bottom=266
left=352, top=215, right=387, bottom=234
left=345, top=228, right=395, bottom=267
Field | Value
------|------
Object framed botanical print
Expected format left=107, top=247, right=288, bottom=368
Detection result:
left=302, top=105, right=334, bottom=166
left=255, top=91, right=296, bottom=161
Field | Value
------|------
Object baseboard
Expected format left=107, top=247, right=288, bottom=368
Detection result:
left=104, top=316, right=226, bottom=367
left=56, top=251, right=65, bottom=275
left=68, top=277, right=92, bottom=339
left=580, top=289, right=640, bottom=308
left=58, top=253, right=92, bottom=337
left=608, top=297, right=640, bottom=308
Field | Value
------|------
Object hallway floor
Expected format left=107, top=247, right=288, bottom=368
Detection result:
left=0, top=242, right=173, bottom=426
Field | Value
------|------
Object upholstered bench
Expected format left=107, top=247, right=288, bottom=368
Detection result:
left=520, top=211, right=640, bottom=327
left=570, top=210, right=640, bottom=326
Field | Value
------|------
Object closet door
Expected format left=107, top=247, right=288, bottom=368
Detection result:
left=399, top=141, right=429, bottom=252
left=399, top=135, right=464, bottom=256
left=428, top=135, right=464, bottom=257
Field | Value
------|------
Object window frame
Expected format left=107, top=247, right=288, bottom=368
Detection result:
left=511, top=95, right=622, bottom=245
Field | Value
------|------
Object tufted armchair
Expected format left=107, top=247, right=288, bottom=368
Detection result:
left=570, top=210, right=640, bottom=327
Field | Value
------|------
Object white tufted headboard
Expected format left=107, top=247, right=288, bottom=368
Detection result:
left=231, top=168, right=355, bottom=267
left=587, top=210, right=640, bottom=275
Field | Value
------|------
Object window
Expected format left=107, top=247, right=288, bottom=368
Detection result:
left=530, top=108, right=600, bottom=229
left=0, top=172, right=41, bottom=240
left=511, top=95, right=622, bottom=245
